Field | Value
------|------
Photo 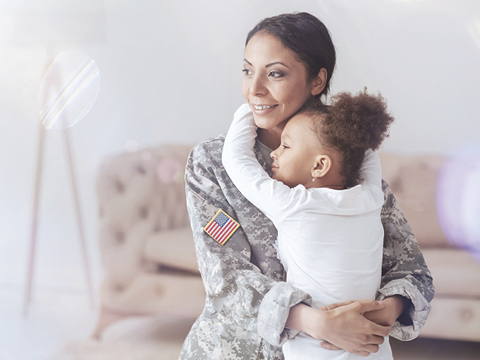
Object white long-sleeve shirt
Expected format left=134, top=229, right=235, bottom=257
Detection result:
left=222, top=104, right=393, bottom=360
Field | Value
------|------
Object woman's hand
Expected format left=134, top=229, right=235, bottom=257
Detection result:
left=364, top=295, right=410, bottom=326
left=286, top=300, right=392, bottom=357
left=319, top=296, right=410, bottom=354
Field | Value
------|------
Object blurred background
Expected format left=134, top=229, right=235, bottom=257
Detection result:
left=1, top=0, right=480, bottom=359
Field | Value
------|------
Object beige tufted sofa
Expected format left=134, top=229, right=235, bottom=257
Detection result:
left=92, top=144, right=205, bottom=338
left=379, top=152, right=480, bottom=342
left=93, top=144, right=480, bottom=342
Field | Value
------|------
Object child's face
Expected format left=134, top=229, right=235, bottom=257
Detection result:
left=270, top=114, right=321, bottom=188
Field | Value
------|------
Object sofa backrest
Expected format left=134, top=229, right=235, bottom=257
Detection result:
left=379, top=152, right=450, bottom=248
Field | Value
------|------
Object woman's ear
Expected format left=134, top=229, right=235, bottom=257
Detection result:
left=310, top=68, right=327, bottom=97
left=312, top=154, right=332, bottom=178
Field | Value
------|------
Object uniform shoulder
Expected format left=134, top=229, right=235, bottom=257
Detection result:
left=193, top=134, right=226, bottom=151
left=188, top=134, right=226, bottom=169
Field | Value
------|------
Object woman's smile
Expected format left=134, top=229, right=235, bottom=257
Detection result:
left=251, top=103, right=278, bottom=116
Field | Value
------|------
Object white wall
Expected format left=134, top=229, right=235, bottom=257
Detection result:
left=1, top=0, right=479, bottom=291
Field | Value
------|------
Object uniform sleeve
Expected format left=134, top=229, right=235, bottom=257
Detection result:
left=222, top=104, right=298, bottom=225
left=185, top=140, right=312, bottom=346
left=377, top=181, right=435, bottom=340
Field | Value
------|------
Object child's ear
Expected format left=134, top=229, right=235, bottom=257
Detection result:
left=312, top=155, right=332, bottom=178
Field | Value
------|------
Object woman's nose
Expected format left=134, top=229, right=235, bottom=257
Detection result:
left=270, top=150, right=277, bottom=159
left=250, top=74, right=267, bottom=96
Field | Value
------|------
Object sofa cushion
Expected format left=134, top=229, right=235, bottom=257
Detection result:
left=143, top=227, right=199, bottom=274
left=420, top=297, right=480, bottom=341
left=100, top=272, right=205, bottom=315
left=422, top=248, right=480, bottom=297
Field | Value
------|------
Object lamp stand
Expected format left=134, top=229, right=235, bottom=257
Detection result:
left=23, top=80, right=95, bottom=316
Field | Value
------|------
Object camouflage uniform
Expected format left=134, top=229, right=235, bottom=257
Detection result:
left=179, top=135, right=434, bottom=360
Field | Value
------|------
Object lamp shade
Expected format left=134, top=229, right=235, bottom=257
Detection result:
left=39, top=50, right=100, bottom=129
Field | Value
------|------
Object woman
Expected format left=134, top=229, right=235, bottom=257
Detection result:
left=180, top=12, right=434, bottom=360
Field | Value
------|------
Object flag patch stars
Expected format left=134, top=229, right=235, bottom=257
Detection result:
left=204, top=209, right=240, bottom=246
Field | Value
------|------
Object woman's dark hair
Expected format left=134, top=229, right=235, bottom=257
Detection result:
left=246, top=12, right=336, bottom=100
left=301, top=90, right=394, bottom=188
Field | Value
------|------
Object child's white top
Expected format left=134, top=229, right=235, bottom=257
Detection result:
left=222, top=104, right=392, bottom=360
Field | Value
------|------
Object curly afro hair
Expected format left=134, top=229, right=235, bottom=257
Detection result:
left=300, top=89, right=394, bottom=188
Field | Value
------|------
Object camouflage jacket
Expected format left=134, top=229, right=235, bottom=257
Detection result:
left=179, top=135, right=434, bottom=360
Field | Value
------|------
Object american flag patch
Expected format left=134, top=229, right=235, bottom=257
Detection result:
left=204, top=209, right=240, bottom=245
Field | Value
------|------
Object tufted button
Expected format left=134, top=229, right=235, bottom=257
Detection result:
left=113, top=283, right=125, bottom=293
left=389, top=178, right=402, bottom=194
left=136, top=164, right=146, bottom=175
left=114, top=231, right=125, bottom=244
left=154, top=285, right=165, bottom=297
left=139, top=206, right=149, bottom=219
left=460, top=308, right=474, bottom=322
left=114, top=179, right=124, bottom=193
left=141, top=259, right=157, bottom=272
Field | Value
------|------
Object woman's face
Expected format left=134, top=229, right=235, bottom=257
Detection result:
left=242, top=33, right=315, bottom=130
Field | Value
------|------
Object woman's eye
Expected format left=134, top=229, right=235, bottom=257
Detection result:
left=242, top=68, right=252, bottom=75
left=282, top=144, right=289, bottom=149
left=269, top=71, right=284, bottom=78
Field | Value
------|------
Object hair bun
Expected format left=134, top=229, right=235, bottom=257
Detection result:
left=325, top=89, right=394, bottom=151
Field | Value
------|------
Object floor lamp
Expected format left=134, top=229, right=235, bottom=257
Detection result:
left=1, top=6, right=106, bottom=315
left=24, top=50, right=101, bottom=315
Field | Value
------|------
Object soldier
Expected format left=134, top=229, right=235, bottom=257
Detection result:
left=180, top=12, right=434, bottom=360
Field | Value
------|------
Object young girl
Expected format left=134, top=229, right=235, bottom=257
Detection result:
left=222, top=90, right=395, bottom=360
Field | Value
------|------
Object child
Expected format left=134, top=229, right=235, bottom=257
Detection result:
left=222, top=90, right=395, bottom=360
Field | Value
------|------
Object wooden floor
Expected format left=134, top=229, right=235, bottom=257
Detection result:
left=2, top=281, right=479, bottom=359
left=391, top=337, right=480, bottom=360
left=95, top=313, right=480, bottom=360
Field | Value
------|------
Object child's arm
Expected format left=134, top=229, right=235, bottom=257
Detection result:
left=361, top=150, right=382, bottom=189
left=222, top=104, right=299, bottom=224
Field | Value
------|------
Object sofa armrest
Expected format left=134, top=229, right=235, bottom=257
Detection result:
left=144, top=226, right=199, bottom=274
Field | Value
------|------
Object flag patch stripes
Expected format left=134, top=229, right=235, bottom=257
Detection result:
left=204, top=209, right=240, bottom=245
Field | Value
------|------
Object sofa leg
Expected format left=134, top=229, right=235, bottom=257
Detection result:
left=91, top=305, right=135, bottom=340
